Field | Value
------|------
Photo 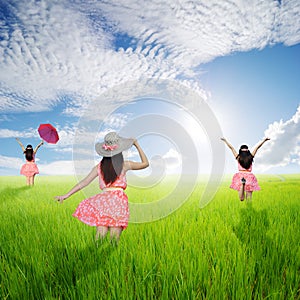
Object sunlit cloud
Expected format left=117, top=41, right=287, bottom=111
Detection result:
left=255, top=105, right=300, bottom=171
left=162, top=148, right=182, bottom=172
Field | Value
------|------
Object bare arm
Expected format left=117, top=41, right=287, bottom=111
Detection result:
left=251, top=137, right=270, bottom=157
left=15, top=138, right=25, bottom=152
left=34, top=140, right=44, bottom=154
left=55, top=165, right=98, bottom=203
left=221, top=137, right=238, bottom=158
left=124, top=140, right=149, bottom=171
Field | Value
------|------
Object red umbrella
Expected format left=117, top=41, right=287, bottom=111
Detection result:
left=38, top=123, right=59, bottom=144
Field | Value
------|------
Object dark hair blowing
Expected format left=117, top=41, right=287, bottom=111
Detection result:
left=100, top=153, right=124, bottom=185
left=24, top=145, right=34, bottom=162
left=238, top=145, right=253, bottom=170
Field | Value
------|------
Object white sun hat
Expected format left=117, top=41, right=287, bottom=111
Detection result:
left=95, top=132, right=134, bottom=157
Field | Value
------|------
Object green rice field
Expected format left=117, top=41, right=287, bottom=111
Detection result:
left=0, top=174, right=299, bottom=299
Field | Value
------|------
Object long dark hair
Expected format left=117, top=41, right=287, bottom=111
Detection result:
left=100, top=153, right=124, bottom=185
left=24, top=145, right=34, bottom=162
left=237, top=145, right=253, bottom=170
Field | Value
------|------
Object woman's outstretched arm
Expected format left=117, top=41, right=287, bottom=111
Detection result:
left=34, top=140, right=44, bottom=154
left=251, top=137, right=270, bottom=157
left=15, top=138, right=25, bottom=152
left=221, top=137, right=238, bottom=158
left=124, top=140, right=149, bottom=171
left=55, top=165, right=98, bottom=203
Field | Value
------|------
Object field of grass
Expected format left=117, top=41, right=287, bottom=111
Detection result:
left=0, top=174, right=299, bottom=299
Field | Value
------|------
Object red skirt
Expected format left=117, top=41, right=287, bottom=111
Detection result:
left=230, top=172, right=260, bottom=192
left=20, top=162, right=39, bottom=177
left=72, top=190, right=129, bottom=229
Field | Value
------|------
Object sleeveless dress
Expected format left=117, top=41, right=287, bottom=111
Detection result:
left=72, top=164, right=129, bottom=229
left=230, top=162, right=260, bottom=192
left=20, top=155, right=39, bottom=177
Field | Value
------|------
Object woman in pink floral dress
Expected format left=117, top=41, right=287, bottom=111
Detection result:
left=55, top=132, right=149, bottom=243
left=221, top=137, right=270, bottom=201
left=16, top=138, right=44, bottom=186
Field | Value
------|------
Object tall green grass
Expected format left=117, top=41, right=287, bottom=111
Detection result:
left=0, top=174, right=299, bottom=299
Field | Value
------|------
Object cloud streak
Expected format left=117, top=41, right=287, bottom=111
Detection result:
left=0, top=128, right=37, bottom=139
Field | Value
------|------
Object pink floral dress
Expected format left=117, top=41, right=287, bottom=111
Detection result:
left=230, top=162, right=260, bottom=192
left=20, top=155, right=39, bottom=177
left=72, top=164, right=129, bottom=229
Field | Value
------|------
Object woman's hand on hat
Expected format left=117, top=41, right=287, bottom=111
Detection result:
left=133, top=139, right=142, bottom=149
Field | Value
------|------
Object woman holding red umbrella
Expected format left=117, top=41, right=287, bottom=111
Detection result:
left=16, top=138, right=44, bottom=186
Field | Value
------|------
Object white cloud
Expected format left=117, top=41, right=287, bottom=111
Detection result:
left=0, top=154, right=24, bottom=171
left=0, top=128, right=37, bottom=139
left=255, top=105, right=300, bottom=171
left=125, top=148, right=139, bottom=160
left=102, top=113, right=131, bottom=130
left=38, top=160, right=75, bottom=175
left=275, top=0, right=300, bottom=46
left=94, top=0, right=300, bottom=58
left=162, top=148, right=182, bottom=173
left=0, top=0, right=299, bottom=115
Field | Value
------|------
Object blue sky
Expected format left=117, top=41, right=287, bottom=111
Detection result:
left=0, top=0, right=299, bottom=176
